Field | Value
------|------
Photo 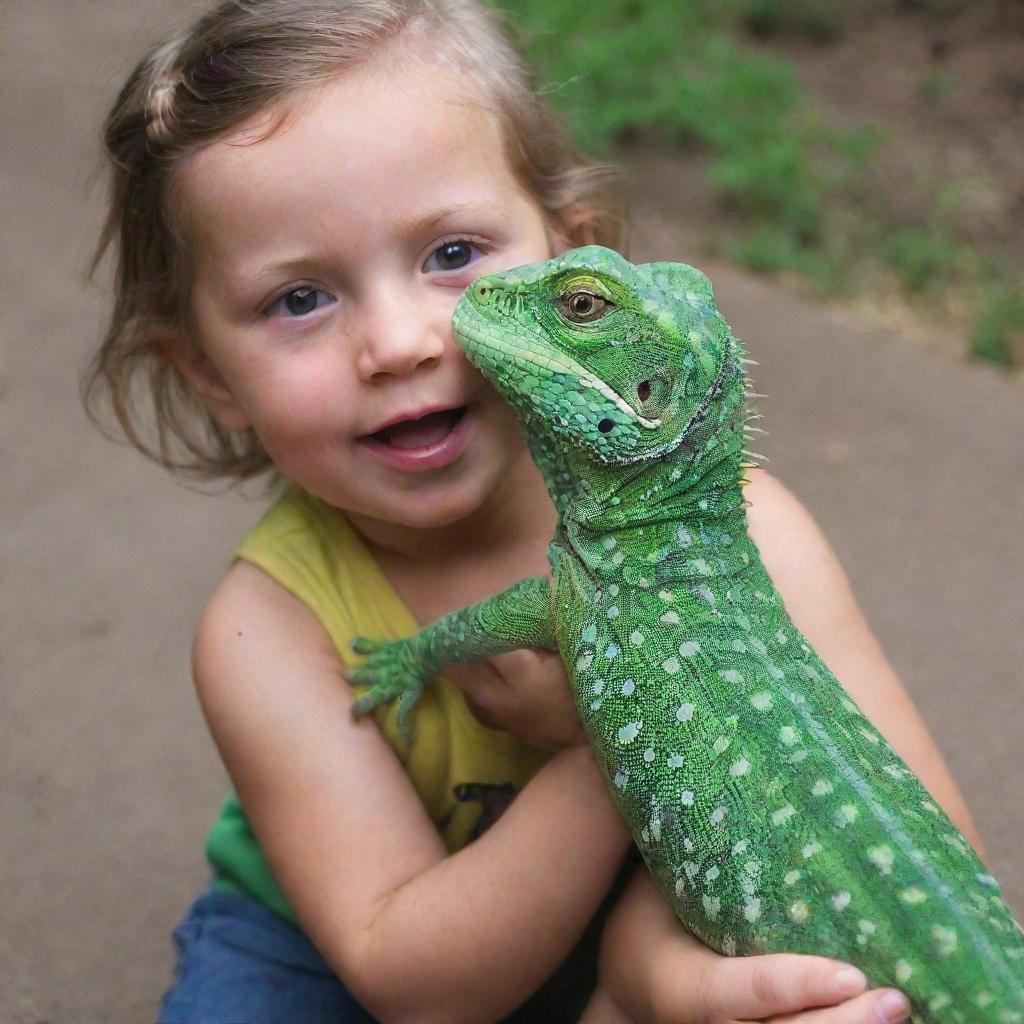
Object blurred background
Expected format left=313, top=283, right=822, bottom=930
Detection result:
left=507, top=0, right=1024, bottom=367
left=2, top=2, right=1022, bottom=1021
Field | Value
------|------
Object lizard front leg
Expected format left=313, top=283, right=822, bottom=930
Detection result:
left=349, top=575, right=555, bottom=743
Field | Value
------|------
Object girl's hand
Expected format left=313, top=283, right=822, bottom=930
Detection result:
left=662, top=947, right=912, bottom=1024
left=585, top=961, right=911, bottom=1024
left=598, top=870, right=912, bottom=1024
left=445, top=647, right=587, bottom=750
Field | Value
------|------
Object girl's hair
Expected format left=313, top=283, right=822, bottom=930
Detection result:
left=85, top=0, right=627, bottom=480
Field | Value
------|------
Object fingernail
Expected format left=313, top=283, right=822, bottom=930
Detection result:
left=834, top=966, right=867, bottom=996
left=877, top=989, right=911, bottom=1022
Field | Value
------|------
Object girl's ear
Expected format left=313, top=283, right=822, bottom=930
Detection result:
left=549, top=205, right=602, bottom=255
left=160, top=332, right=251, bottom=433
left=547, top=221, right=573, bottom=256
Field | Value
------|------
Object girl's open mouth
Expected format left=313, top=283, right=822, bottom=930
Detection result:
left=373, top=407, right=467, bottom=449
left=358, top=406, right=471, bottom=473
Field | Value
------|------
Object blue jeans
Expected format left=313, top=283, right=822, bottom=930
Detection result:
left=156, top=884, right=610, bottom=1023
left=156, top=888, right=375, bottom=1024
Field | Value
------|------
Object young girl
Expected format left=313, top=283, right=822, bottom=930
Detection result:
left=87, top=2, right=985, bottom=1021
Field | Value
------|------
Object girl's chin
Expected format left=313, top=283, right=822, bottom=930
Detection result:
left=338, top=471, right=502, bottom=532
left=391, top=485, right=499, bottom=530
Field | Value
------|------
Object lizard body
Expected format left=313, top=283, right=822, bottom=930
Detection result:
left=350, top=246, right=1024, bottom=1020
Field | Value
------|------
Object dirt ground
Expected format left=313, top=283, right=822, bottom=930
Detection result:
left=2, top=3, right=1022, bottom=1023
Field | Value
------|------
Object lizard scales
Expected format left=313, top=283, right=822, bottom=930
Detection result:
left=350, top=246, right=1024, bottom=1020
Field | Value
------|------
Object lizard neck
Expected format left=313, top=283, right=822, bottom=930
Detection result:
left=541, top=383, right=757, bottom=588
left=562, top=467, right=755, bottom=591
left=558, top=383, right=751, bottom=532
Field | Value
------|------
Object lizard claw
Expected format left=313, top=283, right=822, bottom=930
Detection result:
left=348, top=635, right=434, bottom=743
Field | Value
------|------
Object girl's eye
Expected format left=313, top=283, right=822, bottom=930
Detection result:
left=266, top=286, right=334, bottom=318
left=423, top=239, right=480, bottom=273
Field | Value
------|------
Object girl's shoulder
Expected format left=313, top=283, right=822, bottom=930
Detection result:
left=232, top=485, right=410, bottom=654
left=744, top=469, right=826, bottom=558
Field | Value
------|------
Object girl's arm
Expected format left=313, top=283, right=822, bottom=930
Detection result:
left=595, top=469, right=981, bottom=1024
left=193, top=559, right=631, bottom=1024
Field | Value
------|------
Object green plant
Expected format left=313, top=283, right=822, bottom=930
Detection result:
left=498, top=1, right=865, bottom=275
left=882, top=225, right=965, bottom=293
left=971, top=284, right=1024, bottom=367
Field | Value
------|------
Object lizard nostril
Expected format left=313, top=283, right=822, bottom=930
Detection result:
left=472, top=280, right=493, bottom=303
left=597, top=418, right=615, bottom=433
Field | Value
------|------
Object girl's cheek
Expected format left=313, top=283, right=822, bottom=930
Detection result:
left=245, top=389, right=337, bottom=447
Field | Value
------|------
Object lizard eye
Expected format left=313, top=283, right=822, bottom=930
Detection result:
left=559, top=290, right=612, bottom=324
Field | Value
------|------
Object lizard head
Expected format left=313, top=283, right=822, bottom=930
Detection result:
left=453, top=245, right=743, bottom=467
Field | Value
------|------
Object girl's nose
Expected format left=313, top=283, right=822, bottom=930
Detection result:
left=355, top=299, right=447, bottom=381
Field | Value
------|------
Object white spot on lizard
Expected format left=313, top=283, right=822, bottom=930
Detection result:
left=867, top=845, right=895, bottom=875
left=835, top=804, right=859, bottom=828
left=617, top=721, right=642, bottom=745
left=772, top=804, right=796, bottom=826
left=675, top=702, right=694, bottom=722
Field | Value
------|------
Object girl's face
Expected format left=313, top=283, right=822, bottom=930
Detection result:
left=178, top=57, right=562, bottom=530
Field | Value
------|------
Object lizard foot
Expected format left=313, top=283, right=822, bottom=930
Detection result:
left=348, top=636, right=434, bottom=744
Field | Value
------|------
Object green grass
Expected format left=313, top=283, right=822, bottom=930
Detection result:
left=882, top=226, right=965, bottom=293
left=972, top=283, right=1024, bottom=367
left=499, top=1, right=862, bottom=251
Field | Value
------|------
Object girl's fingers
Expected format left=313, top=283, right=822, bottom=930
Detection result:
left=766, top=987, right=912, bottom=1024
left=702, top=952, right=870, bottom=1020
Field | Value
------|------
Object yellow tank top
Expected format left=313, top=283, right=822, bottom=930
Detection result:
left=206, top=486, right=548, bottom=922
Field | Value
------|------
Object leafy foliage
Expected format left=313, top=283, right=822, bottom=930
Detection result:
left=498, top=1, right=861, bottom=248
left=972, top=283, right=1024, bottom=367
left=883, top=226, right=966, bottom=293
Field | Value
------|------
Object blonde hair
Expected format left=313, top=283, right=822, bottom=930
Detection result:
left=85, top=0, right=627, bottom=480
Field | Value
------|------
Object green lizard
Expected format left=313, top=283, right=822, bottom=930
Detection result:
left=349, top=245, right=1024, bottom=1020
